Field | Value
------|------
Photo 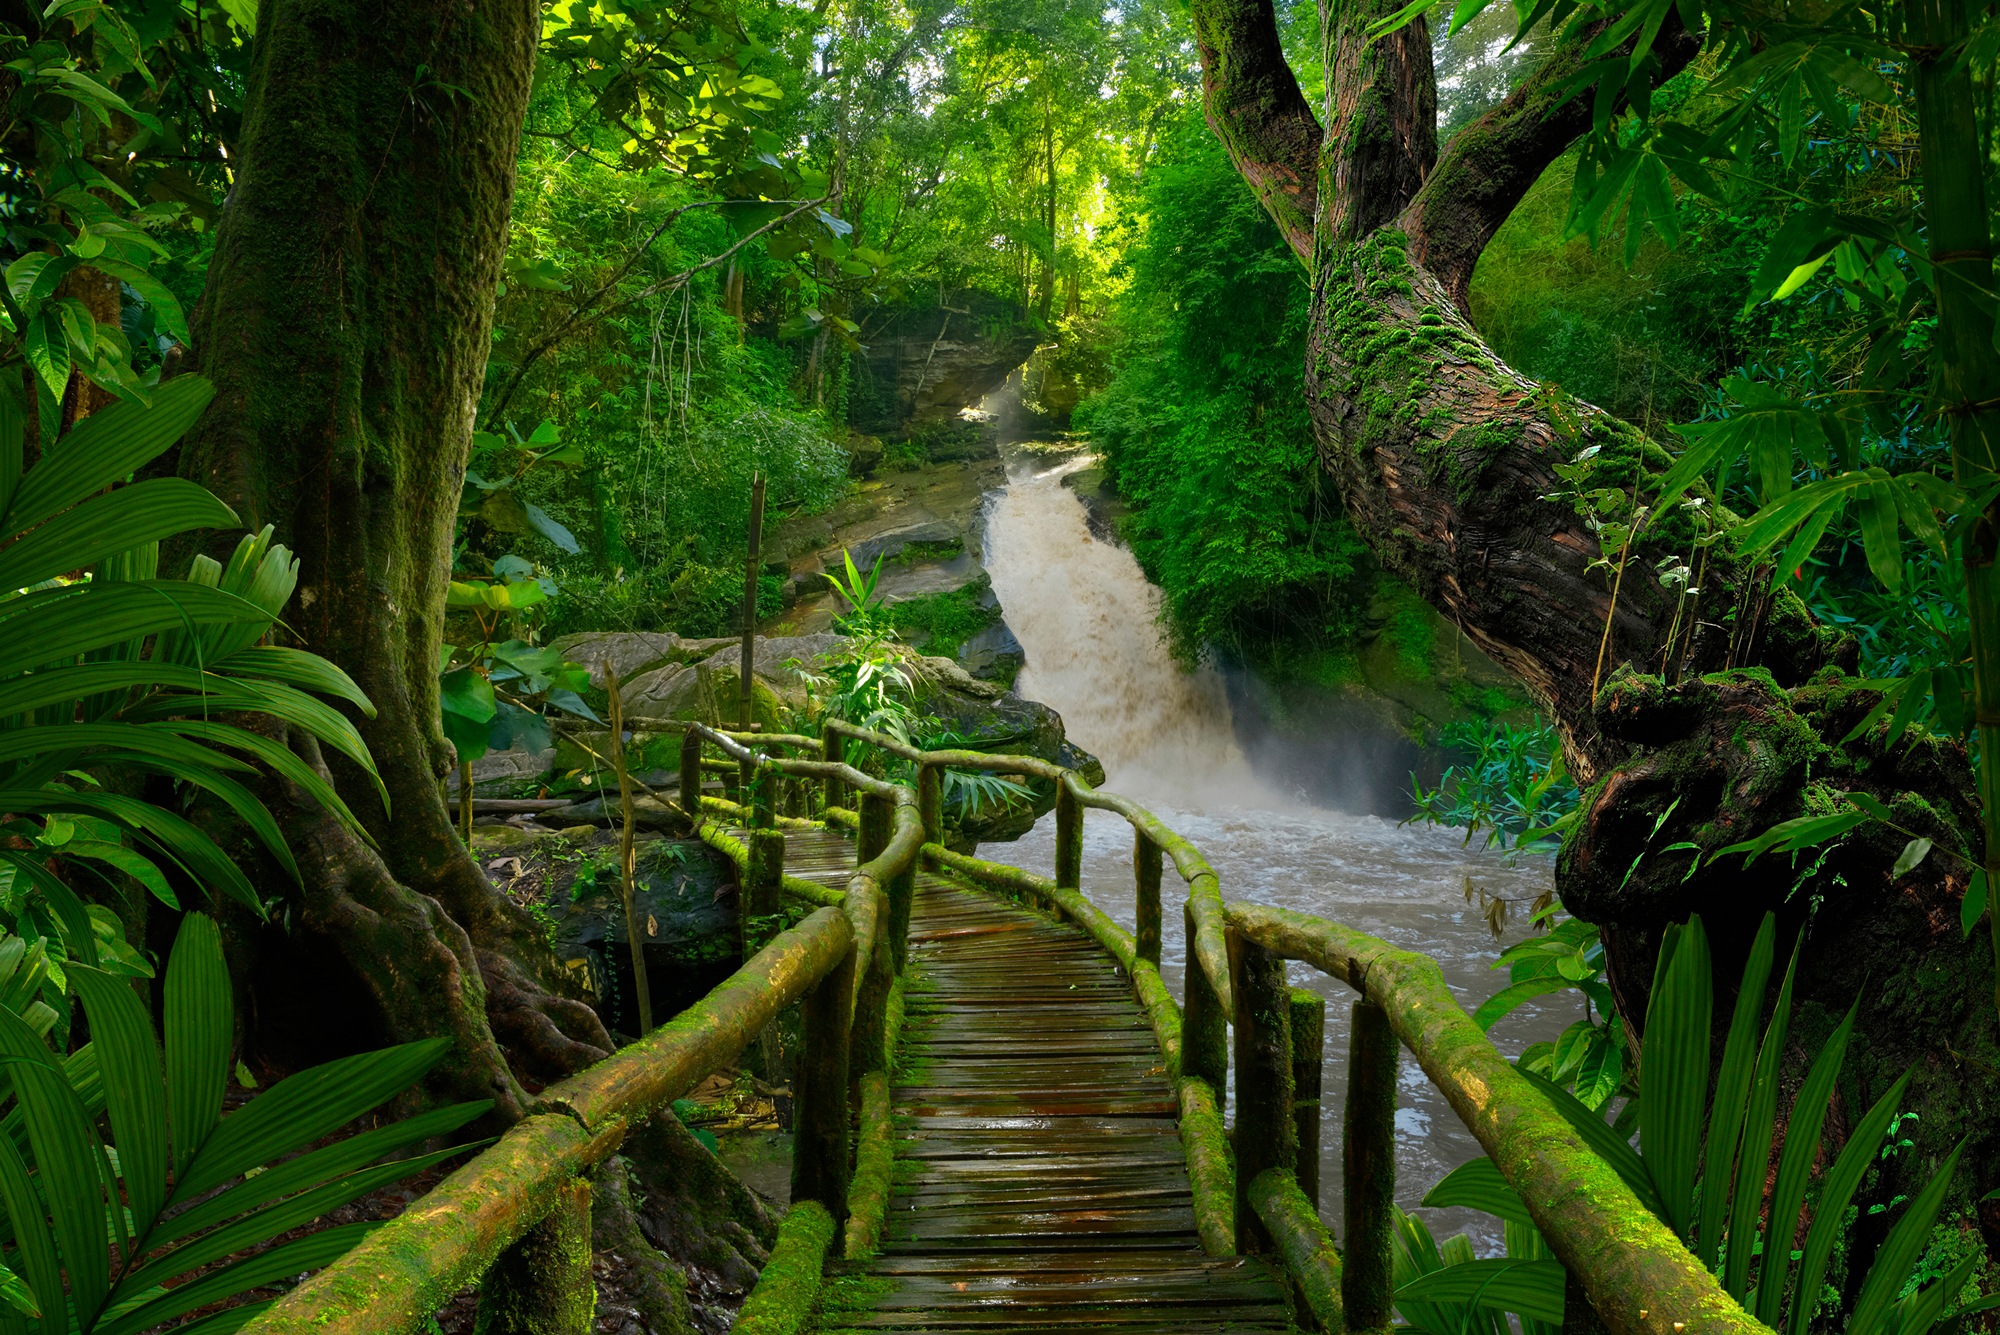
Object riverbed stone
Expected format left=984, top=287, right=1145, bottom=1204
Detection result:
left=957, top=619, right=1024, bottom=685
left=548, top=631, right=685, bottom=688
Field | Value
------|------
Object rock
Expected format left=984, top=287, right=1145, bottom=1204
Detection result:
left=957, top=619, right=1024, bottom=685
left=847, top=291, right=1038, bottom=436
left=469, top=825, right=562, bottom=851
left=459, top=742, right=555, bottom=786
left=548, top=631, right=686, bottom=689
left=545, top=836, right=739, bottom=1032
left=541, top=794, right=684, bottom=831
left=846, top=433, right=884, bottom=477
left=831, top=520, right=960, bottom=573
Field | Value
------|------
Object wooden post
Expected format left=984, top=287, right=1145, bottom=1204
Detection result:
left=1054, top=776, right=1082, bottom=891
left=472, top=1177, right=593, bottom=1335
left=792, top=942, right=856, bottom=1235
left=1343, top=998, right=1397, bottom=1331
left=823, top=729, right=846, bottom=811
left=459, top=760, right=475, bottom=845
left=917, top=762, right=943, bottom=844
left=679, top=729, right=703, bottom=826
left=739, top=471, right=765, bottom=731
left=1231, top=929, right=1296, bottom=1253
left=860, top=793, right=913, bottom=972
left=1290, top=988, right=1325, bottom=1211
left=1181, top=902, right=1228, bottom=1110
left=859, top=791, right=892, bottom=866
left=605, top=667, right=653, bottom=1037
left=750, top=763, right=776, bottom=829
left=1134, top=830, right=1162, bottom=966
left=744, top=829, right=785, bottom=960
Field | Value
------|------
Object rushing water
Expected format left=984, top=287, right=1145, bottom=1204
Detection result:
left=976, top=428, right=1566, bottom=1253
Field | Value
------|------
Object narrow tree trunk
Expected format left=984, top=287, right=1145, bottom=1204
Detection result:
left=180, top=0, right=610, bottom=1113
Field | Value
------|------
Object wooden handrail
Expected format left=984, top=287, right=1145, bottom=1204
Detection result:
left=253, top=713, right=1770, bottom=1335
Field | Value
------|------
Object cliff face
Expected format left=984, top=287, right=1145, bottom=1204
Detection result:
left=849, top=291, right=1038, bottom=436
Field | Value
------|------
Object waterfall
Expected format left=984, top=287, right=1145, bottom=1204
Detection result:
left=982, top=448, right=1279, bottom=807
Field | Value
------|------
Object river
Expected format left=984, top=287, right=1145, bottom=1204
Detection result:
left=974, top=426, right=1568, bottom=1253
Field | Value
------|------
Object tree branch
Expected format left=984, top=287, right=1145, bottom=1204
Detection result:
left=1400, top=17, right=1700, bottom=313
left=1188, top=0, right=1322, bottom=263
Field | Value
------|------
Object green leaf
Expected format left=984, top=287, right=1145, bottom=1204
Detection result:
left=0, top=1258, right=37, bottom=1318
left=1473, top=976, right=1573, bottom=1031
left=70, top=964, right=170, bottom=1238
left=1848, top=1139, right=1968, bottom=1335
left=1964, top=870, right=1989, bottom=939
left=1422, top=1156, right=1533, bottom=1226
left=0, top=478, right=237, bottom=591
left=99, top=1219, right=380, bottom=1335
left=1695, top=913, right=1774, bottom=1262
left=1641, top=915, right=1710, bottom=1242
left=1857, top=477, right=1904, bottom=591
left=1396, top=1258, right=1566, bottom=1325
left=1755, top=997, right=1856, bottom=1327
left=1787, top=1072, right=1914, bottom=1335
left=4, top=376, right=216, bottom=534
left=24, top=310, right=71, bottom=400
left=1721, top=942, right=1797, bottom=1298
left=440, top=667, right=497, bottom=723
left=165, top=914, right=232, bottom=1184
left=1892, top=837, right=1933, bottom=877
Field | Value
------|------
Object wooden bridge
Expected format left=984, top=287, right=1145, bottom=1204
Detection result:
left=240, top=721, right=1766, bottom=1335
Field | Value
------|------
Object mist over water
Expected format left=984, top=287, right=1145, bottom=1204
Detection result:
left=974, top=404, right=1563, bottom=1251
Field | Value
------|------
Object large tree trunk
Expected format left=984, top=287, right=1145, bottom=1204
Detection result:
left=179, top=0, right=610, bottom=1117
left=1192, top=0, right=1998, bottom=1247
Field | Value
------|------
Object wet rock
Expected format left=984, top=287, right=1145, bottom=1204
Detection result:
left=541, top=793, right=684, bottom=831
left=846, top=433, right=884, bottom=477
left=834, top=520, right=960, bottom=572
left=847, top=291, right=1037, bottom=436
left=956, top=619, right=1024, bottom=685
left=546, top=836, right=739, bottom=1032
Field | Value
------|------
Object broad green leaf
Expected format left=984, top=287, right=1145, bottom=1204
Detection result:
left=1755, top=998, right=1856, bottom=1327
left=1722, top=944, right=1797, bottom=1298
left=0, top=1257, right=36, bottom=1318
left=1695, top=913, right=1774, bottom=1262
left=1520, top=1069, right=1665, bottom=1218
left=4, top=375, right=216, bottom=534
left=98, top=1219, right=380, bottom=1335
left=165, top=913, right=232, bottom=1183
left=0, top=1000, right=114, bottom=1323
left=1857, top=477, right=1903, bottom=591
left=0, top=478, right=238, bottom=592
left=1847, top=1139, right=1968, bottom=1335
left=1965, top=870, right=1990, bottom=939
left=1422, top=1156, right=1533, bottom=1226
left=1788, top=1072, right=1913, bottom=1335
left=1892, top=837, right=1933, bottom=876
left=440, top=667, right=497, bottom=723
left=1641, top=916, right=1710, bottom=1242
left=1473, top=976, right=1573, bottom=1031
left=24, top=310, right=71, bottom=400
left=1396, top=1258, right=1565, bottom=1325
left=70, top=964, right=170, bottom=1238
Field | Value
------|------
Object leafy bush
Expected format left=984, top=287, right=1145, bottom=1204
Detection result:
left=1406, top=718, right=1579, bottom=851
left=0, top=914, right=486, bottom=1333
left=885, top=580, right=1000, bottom=659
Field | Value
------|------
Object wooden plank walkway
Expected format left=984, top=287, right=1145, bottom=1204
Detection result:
left=760, top=825, right=1292, bottom=1335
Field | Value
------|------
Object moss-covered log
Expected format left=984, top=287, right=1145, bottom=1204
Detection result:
left=473, top=1179, right=594, bottom=1335
left=844, top=1070, right=895, bottom=1257
left=245, top=1114, right=625, bottom=1335
left=1248, top=1167, right=1343, bottom=1333
left=1225, top=901, right=1767, bottom=1335
left=1342, top=999, right=1397, bottom=1331
left=732, top=1203, right=836, bottom=1335
left=1179, top=1076, right=1236, bottom=1257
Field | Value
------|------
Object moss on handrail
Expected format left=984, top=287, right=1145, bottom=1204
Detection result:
left=844, top=1070, right=895, bottom=1257
left=695, top=820, right=845, bottom=907
left=732, top=1202, right=836, bottom=1335
left=1225, top=901, right=1769, bottom=1335
left=1249, top=1167, right=1342, bottom=1331
left=1178, top=1076, right=1234, bottom=1257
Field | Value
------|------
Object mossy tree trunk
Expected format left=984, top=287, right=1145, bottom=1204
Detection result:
left=1192, top=0, right=1998, bottom=1233
left=179, top=0, right=611, bottom=1116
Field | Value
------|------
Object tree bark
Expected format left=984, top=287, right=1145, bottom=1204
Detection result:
left=180, top=0, right=610, bottom=1115
left=1198, top=0, right=1998, bottom=1219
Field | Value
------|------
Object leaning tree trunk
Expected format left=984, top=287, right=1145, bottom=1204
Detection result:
left=178, top=0, right=611, bottom=1117
left=1193, top=0, right=1998, bottom=1247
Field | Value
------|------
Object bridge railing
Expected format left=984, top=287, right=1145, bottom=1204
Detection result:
left=242, top=716, right=1762, bottom=1335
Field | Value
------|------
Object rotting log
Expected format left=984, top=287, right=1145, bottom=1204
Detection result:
left=1135, top=829, right=1163, bottom=965
left=1183, top=903, right=1229, bottom=1109
left=793, top=940, right=857, bottom=1229
left=731, top=1202, right=836, bottom=1335
left=1226, top=901, right=1769, bottom=1335
left=844, top=1069, right=894, bottom=1257
left=1249, top=1167, right=1343, bottom=1334
left=1179, top=1076, right=1236, bottom=1257
left=472, top=1178, right=594, bottom=1335
left=1232, top=930, right=1297, bottom=1253
left=243, top=1112, right=625, bottom=1335
left=538, top=908, right=852, bottom=1132
left=1343, top=998, right=1397, bottom=1330
left=1291, top=988, right=1326, bottom=1209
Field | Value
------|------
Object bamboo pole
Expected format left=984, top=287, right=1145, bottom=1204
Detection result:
left=1343, top=998, right=1396, bottom=1330
left=604, top=665, right=653, bottom=1037
left=473, top=1178, right=594, bottom=1335
left=1291, top=987, right=1325, bottom=1210
left=1134, top=829, right=1162, bottom=966
left=1231, top=928, right=1296, bottom=1253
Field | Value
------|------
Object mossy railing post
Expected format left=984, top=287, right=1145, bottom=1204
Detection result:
left=1230, top=927, right=1296, bottom=1254
left=793, top=940, right=858, bottom=1238
left=679, top=730, right=703, bottom=825
left=1182, top=902, right=1229, bottom=1109
left=1290, top=988, right=1325, bottom=1210
left=744, top=829, right=786, bottom=961
left=471, top=1177, right=594, bottom=1335
left=1343, top=998, right=1397, bottom=1331
left=917, top=761, right=943, bottom=844
left=750, top=763, right=776, bottom=828
left=1134, top=830, right=1162, bottom=966
left=823, top=729, right=846, bottom=811
left=1054, top=776, right=1082, bottom=917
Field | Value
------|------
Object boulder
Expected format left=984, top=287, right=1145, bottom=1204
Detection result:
left=847, top=291, right=1038, bottom=436
left=956, top=619, right=1023, bottom=685
left=549, top=631, right=685, bottom=689
left=831, top=520, right=961, bottom=573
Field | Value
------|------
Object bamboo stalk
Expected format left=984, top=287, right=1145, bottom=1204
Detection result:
left=604, top=664, right=653, bottom=1037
